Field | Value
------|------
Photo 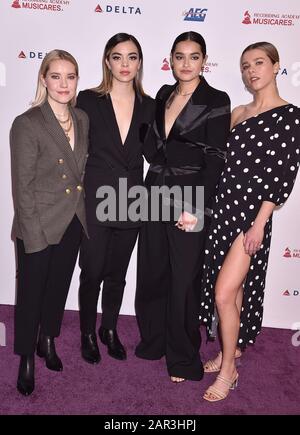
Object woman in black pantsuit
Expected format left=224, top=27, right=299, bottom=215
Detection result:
left=135, top=32, right=231, bottom=382
left=77, top=33, right=154, bottom=363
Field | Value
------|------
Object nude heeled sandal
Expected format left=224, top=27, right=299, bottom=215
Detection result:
left=204, top=350, right=242, bottom=373
left=203, top=373, right=239, bottom=402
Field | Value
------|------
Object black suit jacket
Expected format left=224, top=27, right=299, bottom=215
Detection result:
left=76, top=89, right=155, bottom=228
left=144, top=77, right=231, bottom=217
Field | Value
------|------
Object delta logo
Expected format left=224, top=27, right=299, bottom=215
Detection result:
left=283, top=289, right=300, bottom=296
left=18, top=50, right=47, bottom=60
left=12, top=0, right=72, bottom=12
left=183, top=8, right=207, bottom=22
left=283, top=247, right=300, bottom=259
left=242, top=10, right=300, bottom=26
left=95, top=4, right=142, bottom=15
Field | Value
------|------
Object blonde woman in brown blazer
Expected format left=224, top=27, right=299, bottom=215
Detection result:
left=10, top=49, right=89, bottom=396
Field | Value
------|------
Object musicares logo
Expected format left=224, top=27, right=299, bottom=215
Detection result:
left=242, top=9, right=300, bottom=26
left=11, top=0, right=72, bottom=12
left=161, top=58, right=218, bottom=73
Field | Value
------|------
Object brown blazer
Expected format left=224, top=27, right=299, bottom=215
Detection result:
left=10, top=100, right=89, bottom=253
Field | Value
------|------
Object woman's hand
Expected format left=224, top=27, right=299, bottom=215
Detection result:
left=243, top=224, right=264, bottom=256
left=175, top=211, right=198, bottom=232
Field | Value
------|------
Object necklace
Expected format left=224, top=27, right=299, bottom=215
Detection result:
left=56, top=114, right=72, bottom=141
left=175, top=85, right=194, bottom=96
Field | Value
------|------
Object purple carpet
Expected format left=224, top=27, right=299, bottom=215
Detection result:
left=0, top=304, right=299, bottom=415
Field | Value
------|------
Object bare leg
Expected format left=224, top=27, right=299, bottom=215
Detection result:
left=204, top=232, right=250, bottom=400
left=204, top=272, right=243, bottom=373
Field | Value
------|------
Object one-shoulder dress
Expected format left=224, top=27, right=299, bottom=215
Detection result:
left=199, top=104, right=300, bottom=349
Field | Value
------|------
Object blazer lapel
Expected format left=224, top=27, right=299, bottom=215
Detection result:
left=97, top=95, right=126, bottom=155
left=70, top=106, right=86, bottom=171
left=122, top=94, right=141, bottom=163
left=40, top=101, right=80, bottom=178
left=155, top=84, right=175, bottom=141
left=176, top=77, right=210, bottom=136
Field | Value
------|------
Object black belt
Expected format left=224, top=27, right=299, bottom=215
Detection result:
left=149, top=164, right=203, bottom=176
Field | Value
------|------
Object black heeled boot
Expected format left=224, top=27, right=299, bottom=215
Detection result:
left=99, top=326, right=127, bottom=360
left=36, top=333, right=63, bottom=371
left=81, top=333, right=101, bottom=364
left=17, top=355, right=35, bottom=396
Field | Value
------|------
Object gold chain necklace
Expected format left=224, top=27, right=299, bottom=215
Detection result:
left=56, top=114, right=72, bottom=141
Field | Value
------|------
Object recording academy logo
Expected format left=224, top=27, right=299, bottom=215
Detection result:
left=161, top=58, right=218, bottom=74
left=12, top=0, right=21, bottom=8
left=283, top=289, right=300, bottom=297
left=94, top=4, right=142, bottom=15
left=283, top=247, right=300, bottom=259
left=242, top=9, right=300, bottom=26
left=11, top=0, right=72, bottom=12
left=18, top=51, right=47, bottom=60
left=183, top=8, right=207, bottom=22
left=161, top=58, right=171, bottom=71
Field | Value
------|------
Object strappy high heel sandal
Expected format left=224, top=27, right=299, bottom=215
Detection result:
left=204, top=350, right=242, bottom=373
left=203, top=373, right=239, bottom=402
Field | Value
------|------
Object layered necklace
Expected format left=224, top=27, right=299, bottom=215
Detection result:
left=55, top=111, right=73, bottom=142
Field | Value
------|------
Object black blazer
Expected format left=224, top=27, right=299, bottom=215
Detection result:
left=76, top=89, right=155, bottom=228
left=145, top=77, right=231, bottom=214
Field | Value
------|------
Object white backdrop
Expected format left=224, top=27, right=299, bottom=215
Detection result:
left=0, top=0, right=299, bottom=329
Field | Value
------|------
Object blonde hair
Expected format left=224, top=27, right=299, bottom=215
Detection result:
left=92, top=33, right=146, bottom=97
left=32, top=49, right=79, bottom=107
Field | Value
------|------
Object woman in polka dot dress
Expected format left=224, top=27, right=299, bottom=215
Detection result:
left=200, top=42, right=300, bottom=402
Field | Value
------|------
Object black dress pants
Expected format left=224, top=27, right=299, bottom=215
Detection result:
left=79, top=225, right=139, bottom=332
left=135, top=220, right=207, bottom=380
left=14, top=215, right=82, bottom=355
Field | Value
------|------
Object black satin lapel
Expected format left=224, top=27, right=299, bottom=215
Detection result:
left=155, top=97, right=166, bottom=141
left=176, top=101, right=208, bottom=136
left=40, top=102, right=79, bottom=178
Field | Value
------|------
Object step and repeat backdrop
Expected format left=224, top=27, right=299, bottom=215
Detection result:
left=0, top=0, right=299, bottom=329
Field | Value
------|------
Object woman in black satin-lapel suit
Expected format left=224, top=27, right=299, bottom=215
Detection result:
left=135, top=32, right=231, bottom=382
left=77, top=33, right=154, bottom=363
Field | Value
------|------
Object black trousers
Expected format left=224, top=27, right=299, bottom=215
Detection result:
left=14, top=216, right=82, bottom=355
left=79, top=225, right=139, bottom=332
left=135, top=220, right=208, bottom=380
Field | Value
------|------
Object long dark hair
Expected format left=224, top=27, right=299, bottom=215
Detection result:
left=171, top=31, right=207, bottom=57
left=92, top=33, right=146, bottom=96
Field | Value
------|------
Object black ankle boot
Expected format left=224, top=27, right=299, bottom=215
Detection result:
left=81, top=333, right=101, bottom=364
left=99, top=326, right=127, bottom=360
left=17, top=355, right=35, bottom=396
left=36, top=333, right=63, bottom=371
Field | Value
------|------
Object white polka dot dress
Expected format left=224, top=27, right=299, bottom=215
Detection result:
left=199, top=104, right=300, bottom=349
